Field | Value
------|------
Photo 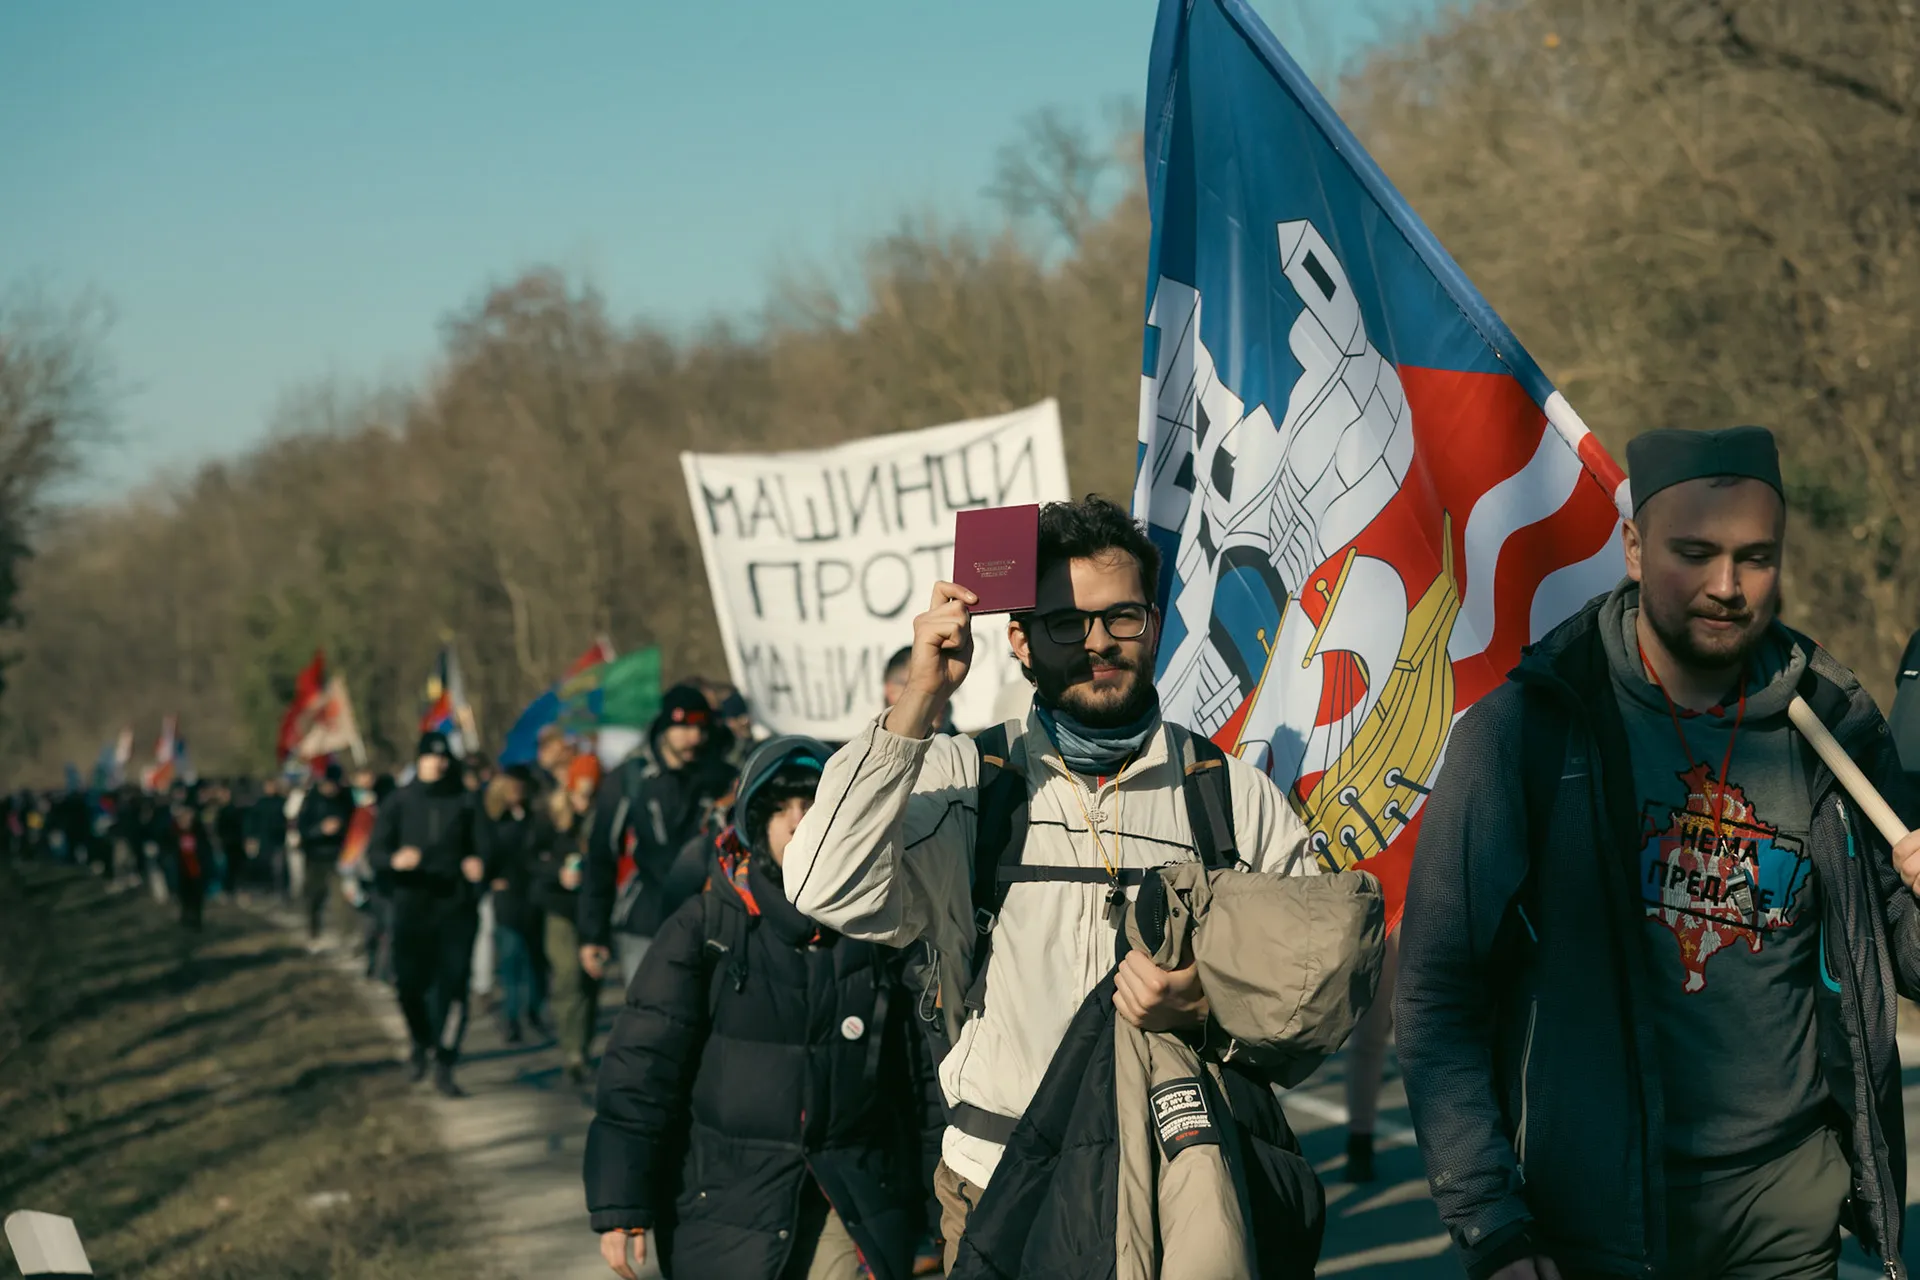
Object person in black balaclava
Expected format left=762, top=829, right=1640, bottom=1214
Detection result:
left=369, top=731, right=485, bottom=1097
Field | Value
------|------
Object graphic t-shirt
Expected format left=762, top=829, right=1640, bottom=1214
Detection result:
left=1600, top=586, right=1827, bottom=1165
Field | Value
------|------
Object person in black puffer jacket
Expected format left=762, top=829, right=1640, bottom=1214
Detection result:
left=585, top=736, right=941, bottom=1280
left=369, top=731, right=484, bottom=1096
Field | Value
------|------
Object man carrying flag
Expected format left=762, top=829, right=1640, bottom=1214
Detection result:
left=1401, top=428, right=1920, bottom=1280
left=1122, top=3, right=1920, bottom=1279
left=1136, top=4, right=1920, bottom=1276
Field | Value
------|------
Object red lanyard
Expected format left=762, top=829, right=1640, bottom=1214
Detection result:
left=1639, top=641, right=1747, bottom=846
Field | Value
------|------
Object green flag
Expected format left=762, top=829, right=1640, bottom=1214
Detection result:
left=594, top=646, right=662, bottom=729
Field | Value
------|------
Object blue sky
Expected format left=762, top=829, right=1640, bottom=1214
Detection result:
left=3, top=0, right=1447, bottom=497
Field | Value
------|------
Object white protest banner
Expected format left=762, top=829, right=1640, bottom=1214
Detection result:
left=683, top=400, right=1071, bottom=740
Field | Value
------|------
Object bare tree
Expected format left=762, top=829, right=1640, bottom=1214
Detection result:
left=10, top=0, right=1920, bottom=778
left=0, top=290, right=112, bottom=706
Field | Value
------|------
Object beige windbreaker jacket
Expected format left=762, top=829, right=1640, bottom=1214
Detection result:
left=784, top=708, right=1317, bottom=1190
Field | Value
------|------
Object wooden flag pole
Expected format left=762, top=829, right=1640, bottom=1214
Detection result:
left=1787, top=695, right=1910, bottom=846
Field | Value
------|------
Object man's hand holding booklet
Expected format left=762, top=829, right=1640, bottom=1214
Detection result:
left=953, top=503, right=1038, bottom=615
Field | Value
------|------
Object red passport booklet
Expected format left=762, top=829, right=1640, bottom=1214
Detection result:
left=954, top=504, right=1039, bottom=614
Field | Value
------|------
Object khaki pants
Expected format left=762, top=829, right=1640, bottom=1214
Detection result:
left=780, top=1183, right=864, bottom=1280
left=935, top=1160, right=986, bottom=1275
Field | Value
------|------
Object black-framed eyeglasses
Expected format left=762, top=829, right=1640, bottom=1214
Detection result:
left=1020, top=602, right=1154, bottom=645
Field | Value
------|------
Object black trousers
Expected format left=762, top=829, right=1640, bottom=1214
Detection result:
left=303, top=857, right=337, bottom=938
left=392, top=902, right=478, bottom=1063
left=178, top=874, right=204, bottom=930
left=363, top=890, right=394, bottom=982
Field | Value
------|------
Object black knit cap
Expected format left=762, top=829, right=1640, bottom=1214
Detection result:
left=1626, top=426, right=1783, bottom=515
left=416, top=730, right=453, bottom=759
left=657, top=682, right=712, bottom=727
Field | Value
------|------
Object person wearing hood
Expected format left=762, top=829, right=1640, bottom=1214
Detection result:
left=1397, top=427, right=1920, bottom=1280
left=577, top=683, right=737, bottom=987
left=296, top=762, right=355, bottom=944
left=369, top=731, right=485, bottom=1097
left=586, top=736, right=941, bottom=1280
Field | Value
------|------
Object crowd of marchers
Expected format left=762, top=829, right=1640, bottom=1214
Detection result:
left=13, top=428, right=1920, bottom=1280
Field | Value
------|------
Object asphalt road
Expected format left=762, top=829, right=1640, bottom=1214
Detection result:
left=442, top=998, right=1920, bottom=1279
left=1283, top=1037, right=1919, bottom=1279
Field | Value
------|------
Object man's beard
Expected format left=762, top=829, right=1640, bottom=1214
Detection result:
left=1030, top=647, right=1160, bottom=729
left=1642, top=586, right=1777, bottom=673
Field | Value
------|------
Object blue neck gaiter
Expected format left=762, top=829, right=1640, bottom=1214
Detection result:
left=1034, top=696, right=1163, bottom=776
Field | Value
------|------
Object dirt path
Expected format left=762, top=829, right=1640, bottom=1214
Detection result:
left=276, top=901, right=647, bottom=1280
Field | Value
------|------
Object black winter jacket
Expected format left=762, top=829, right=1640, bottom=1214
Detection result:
left=578, top=735, right=734, bottom=947
left=479, top=797, right=539, bottom=935
left=246, top=794, right=287, bottom=853
left=583, top=838, right=937, bottom=1280
left=530, top=812, right=586, bottom=922
left=1397, top=592, right=1920, bottom=1279
left=298, top=785, right=356, bottom=864
left=368, top=777, right=480, bottom=916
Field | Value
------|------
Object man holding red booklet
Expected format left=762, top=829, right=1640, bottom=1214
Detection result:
left=784, top=496, right=1363, bottom=1270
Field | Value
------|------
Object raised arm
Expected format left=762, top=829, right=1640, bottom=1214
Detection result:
left=784, top=716, right=978, bottom=953
left=786, top=580, right=985, bottom=954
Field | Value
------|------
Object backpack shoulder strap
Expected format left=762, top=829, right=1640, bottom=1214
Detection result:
left=700, top=889, right=751, bottom=1022
left=968, top=721, right=1029, bottom=928
left=1172, top=724, right=1241, bottom=872
left=960, top=720, right=1029, bottom=1019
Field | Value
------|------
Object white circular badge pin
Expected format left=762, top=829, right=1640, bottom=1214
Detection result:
left=840, top=1015, right=866, bottom=1041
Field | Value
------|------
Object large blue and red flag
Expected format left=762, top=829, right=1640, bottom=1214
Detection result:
left=1134, top=0, right=1629, bottom=913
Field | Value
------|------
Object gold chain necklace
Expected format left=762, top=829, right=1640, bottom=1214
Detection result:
left=1063, top=757, right=1132, bottom=898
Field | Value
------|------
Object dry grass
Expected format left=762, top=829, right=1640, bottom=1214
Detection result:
left=0, top=863, right=485, bottom=1279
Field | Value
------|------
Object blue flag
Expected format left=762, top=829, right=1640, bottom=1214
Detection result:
left=1135, top=0, right=1628, bottom=906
